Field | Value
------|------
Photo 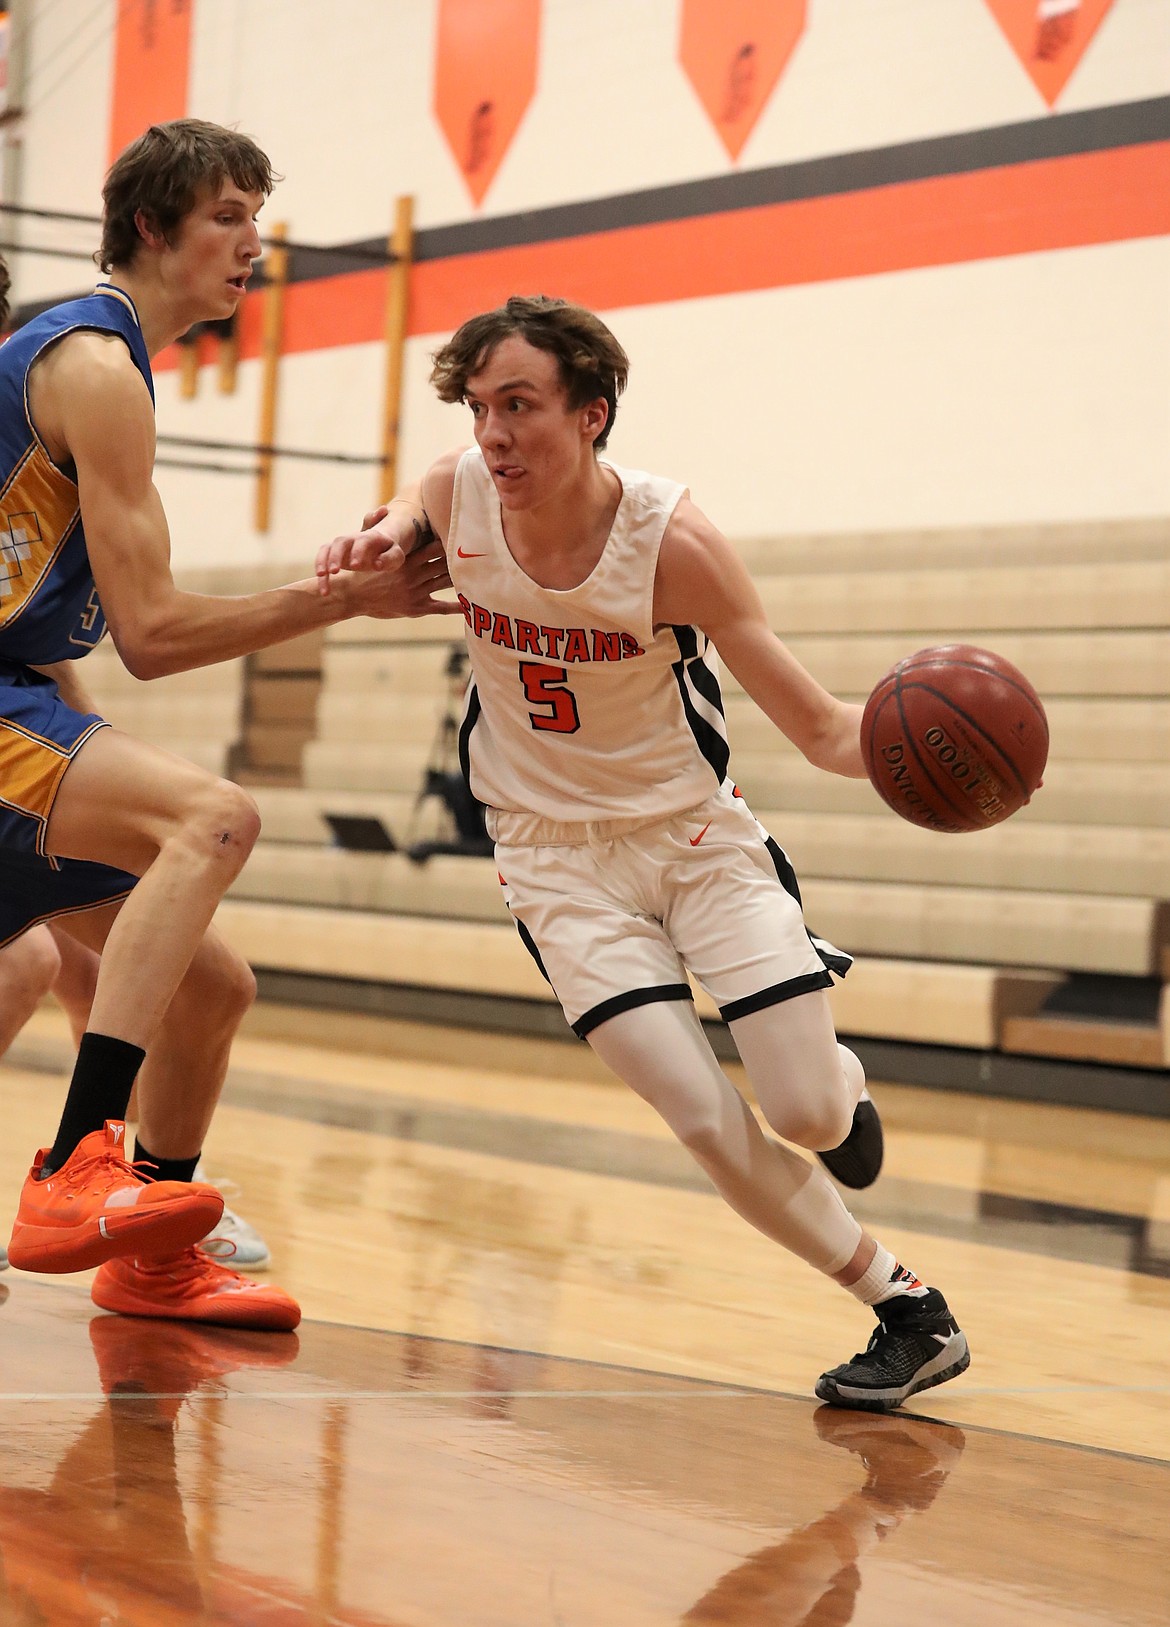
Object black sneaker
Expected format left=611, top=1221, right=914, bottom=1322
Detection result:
left=815, top=1289, right=970, bottom=1413
left=816, top=1096, right=883, bottom=1188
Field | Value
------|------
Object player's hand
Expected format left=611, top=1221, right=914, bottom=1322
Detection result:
left=316, top=503, right=423, bottom=594
left=336, top=539, right=459, bottom=621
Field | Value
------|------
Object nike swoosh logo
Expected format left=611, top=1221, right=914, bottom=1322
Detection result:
left=689, top=822, right=712, bottom=846
left=456, top=546, right=487, bottom=559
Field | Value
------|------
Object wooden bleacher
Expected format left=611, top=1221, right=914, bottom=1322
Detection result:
left=77, top=640, right=245, bottom=779
left=73, top=564, right=323, bottom=786
left=75, top=524, right=1170, bottom=1083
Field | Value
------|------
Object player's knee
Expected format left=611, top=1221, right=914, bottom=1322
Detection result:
left=812, top=1099, right=855, bottom=1152
left=211, top=780, right=262, bottom=856
left=178, top=779, right=262, bottom=871
left=1, top=927, right=62, bottom=1011
left=675, top=1112, right=733, bottom=1170
left=761, top=1094, right=852, bottom=1153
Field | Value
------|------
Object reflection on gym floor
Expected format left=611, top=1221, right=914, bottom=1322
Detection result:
left=1, top=1283, right=1166, bottom=1626
left=2, top=1017, right=1169, bottom=1624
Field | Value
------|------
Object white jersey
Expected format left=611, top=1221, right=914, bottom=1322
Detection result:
left=449, top=447, right=730, bottom=823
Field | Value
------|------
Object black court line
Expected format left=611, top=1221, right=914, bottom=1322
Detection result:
left=7, top=1279, right=1169, bottom=1468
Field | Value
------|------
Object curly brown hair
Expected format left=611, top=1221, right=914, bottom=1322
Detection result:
left=0, top=253, right=10, bottom=329
left=99, top=119, right=277, bottom=272
left=430, top=295, right=629, bottom=450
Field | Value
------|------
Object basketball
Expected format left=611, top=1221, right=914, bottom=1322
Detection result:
left=861, top=644, right=1049, bottom=834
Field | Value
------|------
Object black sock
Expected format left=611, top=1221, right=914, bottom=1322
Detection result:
left=134, top=1139, right=200, bottom=1185
left=44, top=1032, right=146, bottom=1174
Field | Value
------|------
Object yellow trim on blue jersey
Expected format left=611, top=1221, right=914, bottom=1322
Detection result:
left=0, top=440, right=82, bottom=629
left=0, top=715, right=106, bottom=856
left=92, top=284, right=141, bottom=323
left=0, top=719, right=70, bottom=817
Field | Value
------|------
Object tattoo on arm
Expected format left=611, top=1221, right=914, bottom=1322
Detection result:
left=411, top=515, right=435, bottom=552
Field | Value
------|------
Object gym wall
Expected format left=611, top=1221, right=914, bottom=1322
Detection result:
left=4, top=0, right=1168, bottom=569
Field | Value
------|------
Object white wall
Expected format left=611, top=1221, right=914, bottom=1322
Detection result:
left=5, top=0, right=1169, bottom=569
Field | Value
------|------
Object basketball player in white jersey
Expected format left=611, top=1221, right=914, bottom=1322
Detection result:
left=317, top=296, right=969, bottom=1412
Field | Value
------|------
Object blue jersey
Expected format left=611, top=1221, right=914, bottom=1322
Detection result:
left=0, top=284, right=153, bottom=664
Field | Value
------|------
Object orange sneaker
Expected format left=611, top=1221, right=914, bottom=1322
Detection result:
left=91, top=1246, right=302, bottom=1332
left=6, top=1122, right=224, bottom=1274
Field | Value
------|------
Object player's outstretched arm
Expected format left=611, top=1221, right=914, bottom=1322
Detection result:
left=48, top=335, right=452, bottom=678
left=315, top=448, right=465, bottom=593
left=654, top=499, right=867, bottom=779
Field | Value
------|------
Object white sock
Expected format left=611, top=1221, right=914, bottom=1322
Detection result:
left=847, top=1243, right=930, bottom=1307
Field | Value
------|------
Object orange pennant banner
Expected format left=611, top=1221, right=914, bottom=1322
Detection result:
left=984, top=0, right=1116, bottom=107
left=108, top=0, right=193, bottom=163
left=679, top=0, right=806, bottom=162
left=434, top=0, right=541, bottom=207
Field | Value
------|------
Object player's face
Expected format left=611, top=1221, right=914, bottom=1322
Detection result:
left=164, top=181, right=263, bottom=321
left=464, top=335, right=605, bottom=511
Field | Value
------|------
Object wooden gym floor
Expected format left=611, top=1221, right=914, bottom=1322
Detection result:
left=1, top=1003, right=1167, bottom=1624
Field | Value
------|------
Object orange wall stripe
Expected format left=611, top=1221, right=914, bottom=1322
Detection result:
left=408, top=143, right=1170, bottom=333
left=155, top=141, right=1170, bottom=373
left=108, top=0, right=193, bottom=163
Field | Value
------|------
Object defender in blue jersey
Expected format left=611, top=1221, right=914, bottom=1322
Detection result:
left=0, top=122, right=454, bottom=1319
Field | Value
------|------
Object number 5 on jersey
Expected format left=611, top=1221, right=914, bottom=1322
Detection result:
left=519, top=661, right=580, bottom=734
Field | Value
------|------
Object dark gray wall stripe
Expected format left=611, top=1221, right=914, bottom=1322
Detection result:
left=301, top=95, right=1170, bottom=280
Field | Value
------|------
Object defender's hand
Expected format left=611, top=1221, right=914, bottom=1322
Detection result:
left=336, top=542, right=458, bottom=621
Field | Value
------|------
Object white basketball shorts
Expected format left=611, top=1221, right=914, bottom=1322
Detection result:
left=490, top=781, right=851, bottom=1038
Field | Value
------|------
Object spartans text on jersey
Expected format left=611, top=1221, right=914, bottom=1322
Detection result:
left=457, top=596, right=646, bottom=662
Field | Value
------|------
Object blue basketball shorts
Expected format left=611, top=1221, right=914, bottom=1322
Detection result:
left=0, top=658, right=138, bottom=948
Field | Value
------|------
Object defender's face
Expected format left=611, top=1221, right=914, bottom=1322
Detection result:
left=164, top=181, right=263, bottom=321
left=464, top=334, right=604, bottom=511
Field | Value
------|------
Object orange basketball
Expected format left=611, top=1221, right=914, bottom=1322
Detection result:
left=861, top=644, right=1049, bottom=834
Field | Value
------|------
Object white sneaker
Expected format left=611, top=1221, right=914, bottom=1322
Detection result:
left=193, top=1160, right=271, bottom=1271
